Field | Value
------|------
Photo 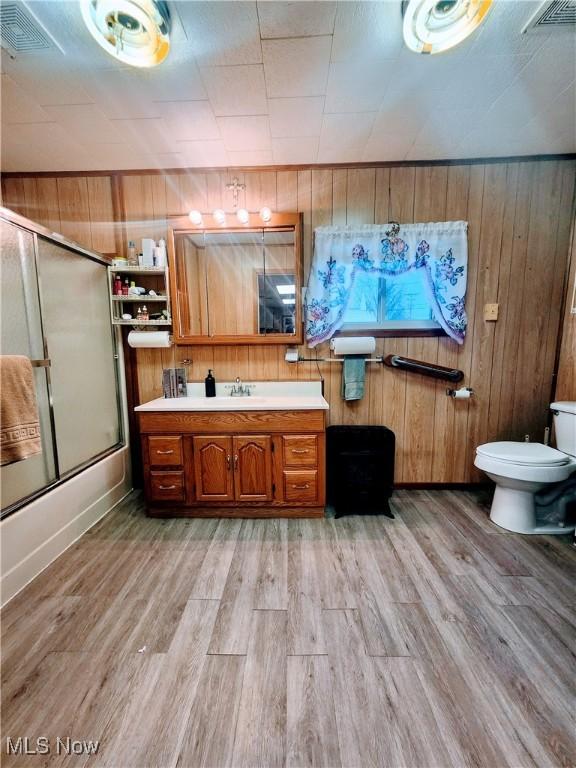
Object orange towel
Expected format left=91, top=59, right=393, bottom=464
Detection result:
left=0, top=356, right=42, bottom=466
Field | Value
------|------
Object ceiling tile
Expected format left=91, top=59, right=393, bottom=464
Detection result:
left=109, top=119, right=174, bottom=153
left=257, top=2, right=336, bottom=38
left=331, top=2, right=403, bottom=64
left=510, top=36, right=576, bottom=98
left=318, top=112, right=376, bottom=163
left=82, top=65, right=207, bottom=120
left=374, top=89, right=443, bottom=138
left=433, top=54, right=531, bottom=110
left=176, top=140, right=230, bottom=166
left=228, top=149, right=273, bottom=166
left=217, top=115, right=271, bottom=151
left=201, top=65, right=267, bottom=116
left=325, top=59, right=393, bottom=114
left=362, top=132, right=413, bottom=163
left=42, top=104, right=124, bottom=144
left=131, top=64, right=207, bottom=102
left=272, top=136, right=319, bottom=164
left=268, top=96, right=324, bottom=137
left=262, top=37, right=332, bottom=98
left=177, top=1, right=262, bottom=66
left=0, top=75, right=52, bottom=124
left=467, top=1, right=550, bottom=57
left=81, top=70, right=163, bottom=120
left=156, top=101, right=220, bottom=141
left=3, top=56, right=94, bottom=106
left=413, top=108, right=483, bottom=148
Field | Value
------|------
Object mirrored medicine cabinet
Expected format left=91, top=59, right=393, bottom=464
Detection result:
left=167, top=213, right=303, bottom=345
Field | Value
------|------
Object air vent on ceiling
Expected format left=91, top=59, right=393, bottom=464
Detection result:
left=523, top=0, right=576, bottom=32
left=0, top=3, right=56, bottom=54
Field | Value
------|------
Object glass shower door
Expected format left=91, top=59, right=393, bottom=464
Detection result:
left=36, top=236, right=120, bottom=475
left=0, top=220, right=57, bottom=509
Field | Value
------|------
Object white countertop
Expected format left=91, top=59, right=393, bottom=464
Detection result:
left=135, top=381, right=329, bottom=412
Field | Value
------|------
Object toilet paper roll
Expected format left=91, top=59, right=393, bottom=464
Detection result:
left=452, top=387, right=472, bottom=400
left=127, top=330, right=171, bottom=349
left=330, top=336, right=376, bottom=355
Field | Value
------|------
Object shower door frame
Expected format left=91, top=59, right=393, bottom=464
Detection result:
left=0, top=207, right=125, bottom=521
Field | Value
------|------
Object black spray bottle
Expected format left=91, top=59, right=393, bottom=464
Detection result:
left=205, top=369, right=216, bottom=397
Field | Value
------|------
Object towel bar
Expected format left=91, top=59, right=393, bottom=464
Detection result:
left=30, top=359, right=51, bottom=368
left=383, top=355, right=463, bottom=382
left=296, top=356, right=384, bottom=364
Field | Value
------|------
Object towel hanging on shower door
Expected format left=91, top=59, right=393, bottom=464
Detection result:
left=0, top=355, right=41, bottom=466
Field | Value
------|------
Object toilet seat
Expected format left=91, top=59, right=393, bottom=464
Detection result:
left=476, top=441, right=569, bottom=467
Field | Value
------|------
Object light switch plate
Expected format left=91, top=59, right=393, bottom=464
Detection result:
left=484, top=303, right=499, bottom=321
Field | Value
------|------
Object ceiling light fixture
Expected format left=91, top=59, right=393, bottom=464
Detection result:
left=282, top=298, right=296, bottom=305
left=188, top=210, right=203, bottom=226
left=402, top=0, right=493, bottom=54
left=277, top=284, right=296, bottom=295
left=80, top=0, right=171, bottom=68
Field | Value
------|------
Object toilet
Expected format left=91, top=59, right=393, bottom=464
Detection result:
left=475, top=401, right=576, bottom=535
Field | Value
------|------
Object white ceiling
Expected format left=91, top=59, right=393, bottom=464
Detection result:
left=1, top=0, right=575, bottom=172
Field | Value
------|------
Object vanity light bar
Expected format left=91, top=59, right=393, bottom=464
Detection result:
left=187, top=208, right=277, bottom=227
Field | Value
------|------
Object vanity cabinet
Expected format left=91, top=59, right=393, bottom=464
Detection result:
left=139, top=410, right=325, bottom=517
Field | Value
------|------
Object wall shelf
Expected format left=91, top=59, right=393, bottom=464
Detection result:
left=110, top=295, right=168, bottom=302
left=108, top=265, right=172, bottom=327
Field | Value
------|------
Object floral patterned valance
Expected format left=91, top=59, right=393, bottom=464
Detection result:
left=305, top=221, right=468, bottom=347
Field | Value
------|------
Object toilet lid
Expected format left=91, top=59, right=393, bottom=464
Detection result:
left=476, top=442, right=569, bottom=466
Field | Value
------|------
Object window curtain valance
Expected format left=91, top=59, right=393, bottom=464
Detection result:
left=305, top=221, right=469, bottom=347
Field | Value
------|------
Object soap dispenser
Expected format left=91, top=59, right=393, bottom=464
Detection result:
left=205, top=369, right=216, bottom=397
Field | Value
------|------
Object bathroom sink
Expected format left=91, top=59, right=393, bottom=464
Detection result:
left=134, top=382, right=329, bottom=413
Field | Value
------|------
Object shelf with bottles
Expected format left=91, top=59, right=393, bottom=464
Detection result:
left=108, top=264, right=171, bottom=327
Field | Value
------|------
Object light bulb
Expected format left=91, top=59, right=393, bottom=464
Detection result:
left=188, top=210, right=203, bottom=225
left=236, top=208, right=249, bottom=224
left=213, top=209, right=226, bottom=225
left=259, top=206, right=272, bottom=222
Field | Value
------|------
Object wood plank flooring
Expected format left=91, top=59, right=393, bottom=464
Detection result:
left=2, top=489, right=575, bottom=768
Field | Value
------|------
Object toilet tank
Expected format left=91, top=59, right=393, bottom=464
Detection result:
left=551, top=401, right=576, bottom=457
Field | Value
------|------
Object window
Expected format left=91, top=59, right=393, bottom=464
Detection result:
left=340, top=270, right=443, bottom=335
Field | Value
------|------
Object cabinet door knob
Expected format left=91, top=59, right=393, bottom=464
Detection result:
left=158, top=484, right=177, bottom=490
left=226, top=454, right=231, bottom=470
left=234, top=455, right=239, bottom=470
left=156, top=449, right=174, bottom=455
left=293, top=483, right=310, bottom=489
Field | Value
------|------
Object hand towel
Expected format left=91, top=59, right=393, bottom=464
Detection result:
left=0, top=356, right=42, bottom=466
left=341, top=355, right=366, bottom=401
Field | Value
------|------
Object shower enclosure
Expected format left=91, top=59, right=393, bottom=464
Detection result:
left=0, top=208, right=124, bottom=518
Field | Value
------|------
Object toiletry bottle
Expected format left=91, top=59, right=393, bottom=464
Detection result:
left=127, top=240, right=137, bottom=265
left=136, top=306, right=142, bottom=321
left=114, top=274, right=123, bottom=295
left=129, top=280, right=137, bottom=295
left=156, top=238, right=167, bottom=267
left=141, top=304, right=149, bottom=321
left=122, top=278, right=129, bottom=295
left=205, top=369, right=216, bottom=397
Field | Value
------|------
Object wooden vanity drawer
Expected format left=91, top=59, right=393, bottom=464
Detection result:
left=283, top=435, right=317, bottom=467
left=283, top=470, right=318, bottom=503
left=149, top=471, right=185, bottom=502
left=148, top=436, right=183, bottom=466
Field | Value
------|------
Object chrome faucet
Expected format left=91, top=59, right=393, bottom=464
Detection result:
left=226, top=377, right=254, bottom=397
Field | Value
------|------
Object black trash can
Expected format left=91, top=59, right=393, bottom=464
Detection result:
left=327, top=425, right=395, bottom=518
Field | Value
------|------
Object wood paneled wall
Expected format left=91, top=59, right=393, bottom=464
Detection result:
left=3, top=159, right=575, bottom=482
left=556, top=213, right=576, bottom=402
